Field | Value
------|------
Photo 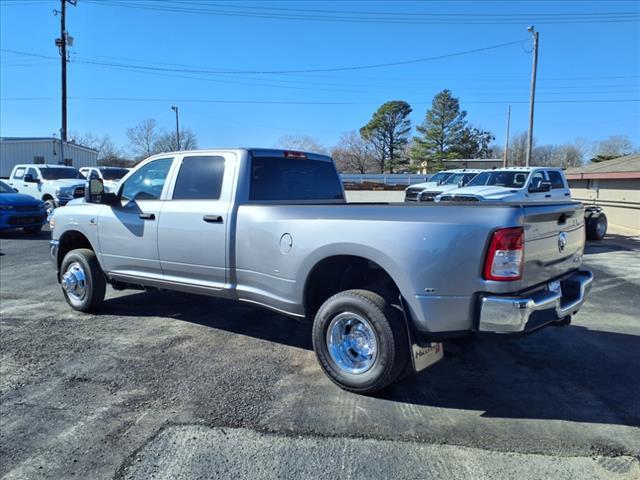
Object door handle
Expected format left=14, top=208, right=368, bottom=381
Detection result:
left=139, top=213, right=155, bottom=220
left=203, top=215, right=223, bottom=223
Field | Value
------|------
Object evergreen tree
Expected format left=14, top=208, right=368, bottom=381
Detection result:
left=360, top=101, right=412, bottom=173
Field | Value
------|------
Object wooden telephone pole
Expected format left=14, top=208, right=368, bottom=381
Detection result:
left=525, top=26, right=539, bottom=167
left=503, top=105, right=511, bottom=167
left=55, top=0, right=76, bottom=164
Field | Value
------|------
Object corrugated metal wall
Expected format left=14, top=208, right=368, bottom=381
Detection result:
left=0, top=140, right=97, bottom=177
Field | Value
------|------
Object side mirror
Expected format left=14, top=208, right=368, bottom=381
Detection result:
left=85, top=179, right=120, bottom=206
left=13, top=188, right=19, bottom=193
left=23, top=174, right=38, bottom=183
left=528, top=179, right=552, bottom=193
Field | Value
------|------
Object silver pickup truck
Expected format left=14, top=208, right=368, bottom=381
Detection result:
left=50, top=149, right=593, bottom=394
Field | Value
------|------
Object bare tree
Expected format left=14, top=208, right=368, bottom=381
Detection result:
left=554, top=144, right=583, bottom=167
left=72, top=132, right=130, bottom=166
left=532, top=145, right=557, bottom=166
left=153, top=128, right=198, bottom=153
left=275, top=134, right=328, bottom=154
left=331, top=131, right=375, bottom=173
left=127, top=119, right=159, bottom=160
left=592, top=135, right=635, bottom=160
left=508, top=132, right=530, bottom=166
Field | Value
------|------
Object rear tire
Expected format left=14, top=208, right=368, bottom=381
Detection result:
left=23, top=225, right=42, bottom=234
left=312, top=289, right=409, bottom=394
left=60, top=248, right=106, bottom=312
left=586, top=213, right=607, bottom=241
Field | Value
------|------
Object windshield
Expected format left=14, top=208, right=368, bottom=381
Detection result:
left=429, top=172, right=452, bottom=184
left=39, top=167, right=84, bottom=180
left=467, top=171, right=530, bottom=188
left=441, top=172, right=478, bottom=186
left=0, top=180, right=13, bottom=193
left=100, top=168, right=129, bottom=181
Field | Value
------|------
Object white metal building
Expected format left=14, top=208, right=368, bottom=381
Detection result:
left=0, top=137, right=98, bottom=178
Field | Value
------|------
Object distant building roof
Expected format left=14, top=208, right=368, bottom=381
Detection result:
left=0, top=136, right=98, bottom=154
left=565, top=155, right=640, bottom=180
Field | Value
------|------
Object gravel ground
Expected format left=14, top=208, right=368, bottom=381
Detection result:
left=1, top=228, right=639, bottom=479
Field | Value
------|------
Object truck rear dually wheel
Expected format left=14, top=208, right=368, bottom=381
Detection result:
left=312, top=289, right=409, bottom=394
left=586, top=212, right=607, bottom=241
left=60, top=248, right=106, bottom=312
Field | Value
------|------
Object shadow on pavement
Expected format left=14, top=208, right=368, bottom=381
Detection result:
left=0, top=229, right=50, bottom=241
left=585, top=234, right=640, bottom=255
left=102, top=289, right=313, bottom=351
left=383, top=325, right=640, bottom=427
left=101, top=289, right=639, bottom=427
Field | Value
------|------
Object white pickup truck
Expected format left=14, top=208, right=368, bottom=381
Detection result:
left=79, top=167, right=129, bottom=193
left=7, top=164, right=87, bottom=215
left=435, top=167, right=608, bottom=240
left=404, top=169, right=479, bottom=202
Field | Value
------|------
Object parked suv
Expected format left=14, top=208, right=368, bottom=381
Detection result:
left=79, top=167, right=129, bottom=193
left=7, top=164, right=87, bottom=215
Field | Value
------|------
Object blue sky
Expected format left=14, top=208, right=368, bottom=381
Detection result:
left=1, top=0, right=639, bottom=155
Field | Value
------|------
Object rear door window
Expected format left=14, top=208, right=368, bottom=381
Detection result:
left=172, top=156, right=225, bottom=200
left=250, top=157, right=343, bottom=201
left=12, top=167, right=25, bottom=180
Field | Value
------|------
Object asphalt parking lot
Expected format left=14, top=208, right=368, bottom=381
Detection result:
left=1, top=228, right=639, bottom=479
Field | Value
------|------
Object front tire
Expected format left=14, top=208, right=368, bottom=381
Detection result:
left=44, top=199, right=56, bottom=218
left=312, top=289, right=409, bottom=394
left=60, top=248, right=106, bottom=312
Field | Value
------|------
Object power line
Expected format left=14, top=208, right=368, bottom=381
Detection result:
left=0, top=47, right=640, bottom=83
left=2, top=40, right=525, bottom=74
left=83, top=0, right=640, bottom=25
left=2, top=96, right=638, bottom=105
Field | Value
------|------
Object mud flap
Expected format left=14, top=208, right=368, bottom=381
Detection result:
left=412, top=343, right=444, bottom=372
left=399, top=295, right=444, bottom=373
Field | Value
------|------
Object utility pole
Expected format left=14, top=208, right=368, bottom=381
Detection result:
left=55, top=0, right=76, bottom=165
left=171, top=105, right=180, bottom=150
left=503, top=105, right=511, bottom=167
left=525, top=26, right=539, bottom=167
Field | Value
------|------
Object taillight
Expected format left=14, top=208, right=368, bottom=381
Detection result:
left=483, top=227, right=524, bottom=281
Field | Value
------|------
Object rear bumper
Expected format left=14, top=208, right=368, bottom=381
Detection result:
left=478, top=269, right=593, bottom=333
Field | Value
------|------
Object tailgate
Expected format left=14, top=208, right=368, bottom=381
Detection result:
left=521, top=202, right=585, bottom=289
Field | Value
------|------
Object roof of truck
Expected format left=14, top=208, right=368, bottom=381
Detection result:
left=148, top=148, right=333, bottom=162
left=489, top=166, right=563, bottom=172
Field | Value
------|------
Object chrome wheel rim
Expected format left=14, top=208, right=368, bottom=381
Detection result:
left=597, top=216, right=607, bottom=237
left=326, top=312, right=378, bottom=374
left=45, top=201, right=55, bottom=220
left=61, top=262, right=87, bottom=302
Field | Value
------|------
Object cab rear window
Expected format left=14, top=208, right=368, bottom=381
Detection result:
left=249, top=157, right=344, bottom=202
